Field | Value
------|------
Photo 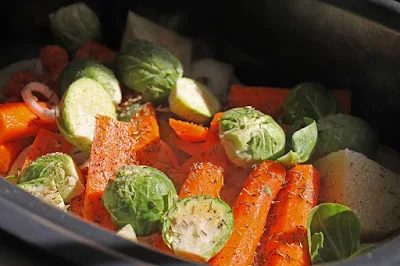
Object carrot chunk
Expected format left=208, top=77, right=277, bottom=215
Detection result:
left=256, top=164, right=320, bottom=266
left=169, top=118, right=208, bottom=142
left=209, top=160, right=286, bottom=266
left=0, top=102, right=57, bottom=144
left=0, top=138, right=33, bottom=173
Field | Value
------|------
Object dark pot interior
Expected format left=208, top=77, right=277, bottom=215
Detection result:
left=2, top=0, right=400, bottom=265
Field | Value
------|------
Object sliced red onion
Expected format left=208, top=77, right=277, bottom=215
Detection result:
left=21, top=82, right=60, bottom=122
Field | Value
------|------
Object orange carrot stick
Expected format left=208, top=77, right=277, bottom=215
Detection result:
left=74, top=41, right=116, bottom=64
left=332, top=89, right=352, bottom=114
left=256, top=164, right=320, bottom=266
left=208, top=160, right=286, bottom=266
left=84, top=115, right=138, bottom=230
left=40, top=45, right=68, bottom=78
left=205, top=112, right=224, bottom=144
left=229, top=85, right=290, bottom=118
left=0, top=138, right=33, bottom=173
left=169, top=118, right=208, bottom=142
left=21, top=128, right=73, bottom=170
left=0, top=102, right=57, bottom=144
left=175, top=138, right=206, bottom=158
left=153, top=161, right=225, bottom=253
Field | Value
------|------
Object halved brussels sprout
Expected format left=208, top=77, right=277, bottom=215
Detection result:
left=219, top=106, right=286, bottom=168
left=102, top=165, right=178, bottom=236
left=18, top=152, right=85, bottom=203
left=59, top=58, right=122, bottom=104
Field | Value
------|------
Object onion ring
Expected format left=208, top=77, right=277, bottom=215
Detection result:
left=21, top=81, right=60, bottom=122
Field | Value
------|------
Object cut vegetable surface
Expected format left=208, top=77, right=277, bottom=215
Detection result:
left=314, top=149, right=400, bottom=241
left=169, top=77, right=221, bottom=124
left=209, top=160, right=286, bottom=266
left=0, top=138, right=33, bottom=173
left=58, top=77, right=116, bottom=152
left=19, top=153, right=85, bottom=203
left=83, top=115, right=138, bottom=229
left=162, top=196, right=234, bottom=262
left=58, top=58, right=122, bottom=104
left=257, top=164, right=320, bottom=266
left=169, top=118, right=208, bottom=142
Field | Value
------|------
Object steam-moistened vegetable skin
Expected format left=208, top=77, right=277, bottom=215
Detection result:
left=116, top=224, right=137, bottom=243
left=57, top=77, right=116, bottom=152
left=169, top=118, right=208, bottom=143
left=218, top=107, right=286, bottom=168
left=21, top=129, right=73, bottom=171
left=17, top=176, right=65, bottom=210
left=307, top=203, right=361, bottom=264
left=0, top=102, right=57, bottom=144
left=102, top=165, right=178, bottom=236
left=314, top=149, right=400, bottom=241
left=0, top=138, right=32, bottom=173
left=84, top=115, right=138, bottom=230
left=277, top=117, right=318, bottom=168
left=162, top=196, right=234, bottom=262
left=314, top=113, right=379, bottom=159
left=283, top=82, right=339, bottom=124
left=49, top=2, right=102, bottom=53
left=209, top=160, right=286, bottom=266
left=257, top=164, right=320, bottom=266
left=18, top=153, right=85, bottom=203
left=114, top=39, right=183, bottom=104
left=58, top=58, right=122, bottom=104
left=168, top=77, right=221, bottom=124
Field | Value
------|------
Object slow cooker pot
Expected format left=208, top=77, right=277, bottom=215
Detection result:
left=1, top=0, right=400, bottom=265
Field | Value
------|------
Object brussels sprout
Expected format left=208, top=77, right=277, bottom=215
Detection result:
left=49, top=2, right=102, bottom=53
left=219, top=106, right=286, bottom=168
left=59, top=58, right=122, bottom=104
left=114, top=39, right=183, bottom=104
left=57, top=78, right=116, bottom=152
left=102, top=165, right=178, bottom=236
left=169, top=77, right=221, bottom=124
left=314, top=113, right=379, bottom=159
left=283, top=82, right=339, bottom=124
left=18, top=152, right=85, bottom=203
left=162, top=196, right=234, bottom=262
left=277, top=117, right=318, bottom=168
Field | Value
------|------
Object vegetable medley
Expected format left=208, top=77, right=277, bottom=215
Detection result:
left=1, top=3, right=400, bottom=266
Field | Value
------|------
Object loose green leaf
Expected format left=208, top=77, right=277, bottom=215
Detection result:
left=277, top=117, right=318, bottom=168
left=307, top=203, right=361, bottom=264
